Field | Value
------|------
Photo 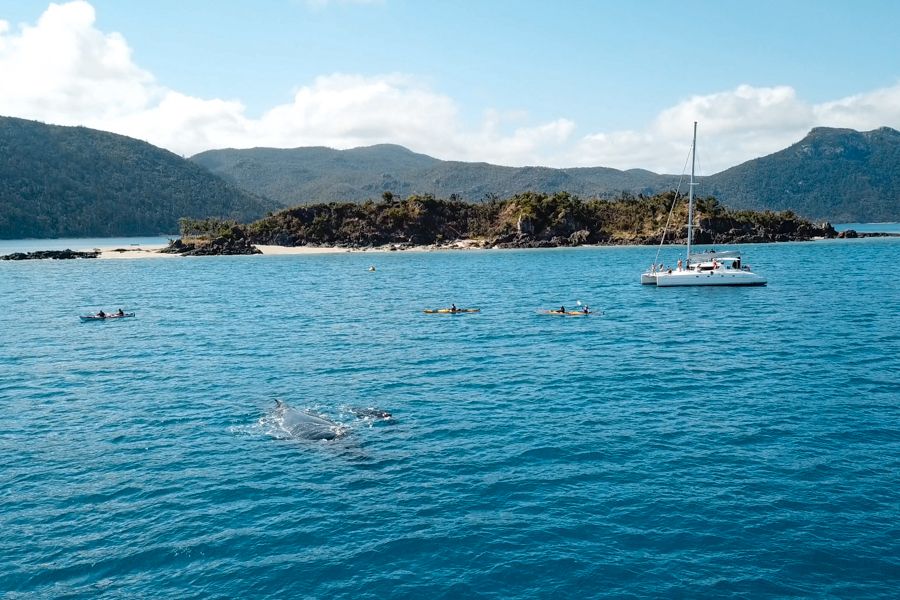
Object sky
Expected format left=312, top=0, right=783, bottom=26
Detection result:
left=0, top=0, right=899, bottom=173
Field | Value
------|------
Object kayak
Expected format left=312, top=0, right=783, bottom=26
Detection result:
left=423, top=308, right=480, bottom=314
left=541, top=310, right=592, bottom=316
left=79, top=313, right=135, bottom=321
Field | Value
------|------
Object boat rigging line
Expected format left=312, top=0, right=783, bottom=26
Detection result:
left=651, top=143, right=694, bottom=268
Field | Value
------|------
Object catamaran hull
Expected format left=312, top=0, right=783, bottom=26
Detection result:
left=654, top=271, right=767, bottom=287
left=639, top=123, right=768, bottom=288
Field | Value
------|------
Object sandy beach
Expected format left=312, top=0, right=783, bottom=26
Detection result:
left=96, top=243, right=349, bottom=258
left=98, top=244, right=175, bottom=259
left=94, top=239, right=488, bottom=259
left=254, top=245, right=353, bottom=255
left=256, top=239, right=486, bottom=255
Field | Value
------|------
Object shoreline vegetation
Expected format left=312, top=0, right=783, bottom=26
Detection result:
left=2, top=192, right=896, bottom=260
left=164, top=192, right=842, bottom=256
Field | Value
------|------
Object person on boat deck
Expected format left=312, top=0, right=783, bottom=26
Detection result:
left=677, top=259, right=683, bottom=270
left=116, top=308, right=124, bottom=316
left=97, top=310, right=106, bottom=318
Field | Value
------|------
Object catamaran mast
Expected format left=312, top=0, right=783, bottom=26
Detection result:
left=686, top=121, right=697, bottom=266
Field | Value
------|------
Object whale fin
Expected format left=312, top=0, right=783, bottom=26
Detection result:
left=348, top=406, right=395, bottom=422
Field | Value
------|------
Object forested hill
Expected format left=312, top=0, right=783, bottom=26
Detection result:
left=192, top=128, right=900, bottom=222
left=190, top=144, right=680, bottom=206
left=4, top=117, right=896, bottom=239
left=705, top=127, right=900, bottom=222
left=169, top=192, right=838, bottom=256
left=0, top=117, right=277, bottom=238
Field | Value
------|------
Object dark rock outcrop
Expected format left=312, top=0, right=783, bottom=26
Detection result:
left=162, top=235, right=261, bottom=256
left=836, top=229, right=900, bottom=239
left=695, top=217, right=837, bottom=244
left=0, top=249, right=100, bottom=260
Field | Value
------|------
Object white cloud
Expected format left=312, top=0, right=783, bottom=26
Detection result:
left=0, top=3, right=574, bottom=162
left=814, top=85, right=900, bottom=131
left=1, top=2, right=899, bottom=172
left=0, top=0, right=574, bottom=163
left=0, top=1, right=157, bottom=122
left=254, top=73, right=460, bottom=151
left=574, top=83, right=900, bottom=173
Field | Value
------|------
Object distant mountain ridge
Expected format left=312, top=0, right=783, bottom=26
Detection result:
left=191, top=144, right=680, bottom=206
left=0, top=116, right=276, bottom=238
left=705, top=126, right=900, bottom=222
left=2, top=117, right=897, bottom=240
left=192, top=128, right=900, bottom=222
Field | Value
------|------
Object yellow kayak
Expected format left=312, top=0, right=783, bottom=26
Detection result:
left=423, top=308, right=480, bottom=314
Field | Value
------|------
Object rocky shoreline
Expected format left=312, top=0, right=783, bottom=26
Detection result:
left=0, top=249, right=100, bottom=260
left=160, top=236, right=261, bottom=256
left=7, top=190, right=898, bottom=259
left=235, top=193, right=848, bottom=252
left=161, top=210, right=850, bottom=256
left=835, top=229, right=900, bottom=239
left=486, top=217, right=839, bottom=249
left=3, top=227, right=896, bottom=261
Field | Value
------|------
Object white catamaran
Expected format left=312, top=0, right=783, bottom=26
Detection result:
left=640, top=122, right=767, bottom=287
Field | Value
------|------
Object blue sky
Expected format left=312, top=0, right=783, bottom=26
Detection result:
left=1, top=0, right=898, bottom=172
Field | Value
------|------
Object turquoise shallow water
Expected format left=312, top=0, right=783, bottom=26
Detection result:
left=0, top=236, right=173, bottom=254
left=1, top=238, right=899, bottom=598
left=833, top=223, right=900, bottom=233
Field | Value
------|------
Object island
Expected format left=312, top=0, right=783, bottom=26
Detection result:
left=161, top=192, right=839, bottom=256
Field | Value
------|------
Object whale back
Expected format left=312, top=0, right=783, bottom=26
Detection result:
left=273, top=399, right=343, bottom=440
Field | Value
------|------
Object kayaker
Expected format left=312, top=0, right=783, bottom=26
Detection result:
left=97, top=309, right=106, bottom=318
left=451, top=303, right=458, bottom=313
left=559, top=306, right=565, bottom=313
left=582, top=305, right=590, bottom=314
left=116, top=308, right=124, bottom=316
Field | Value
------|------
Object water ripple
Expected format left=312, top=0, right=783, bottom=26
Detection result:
left=1, top=240, right=899, bottom=598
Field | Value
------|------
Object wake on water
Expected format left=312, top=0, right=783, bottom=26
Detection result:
left=231, top=400, right=394, bottom=443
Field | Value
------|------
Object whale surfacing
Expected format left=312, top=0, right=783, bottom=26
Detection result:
left=273, top=399, right=346, bottom=441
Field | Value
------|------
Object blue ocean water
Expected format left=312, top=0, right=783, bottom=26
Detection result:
left=1, top=238, right=899, bottom=599
left=833, top=222, right=900, bottom=233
